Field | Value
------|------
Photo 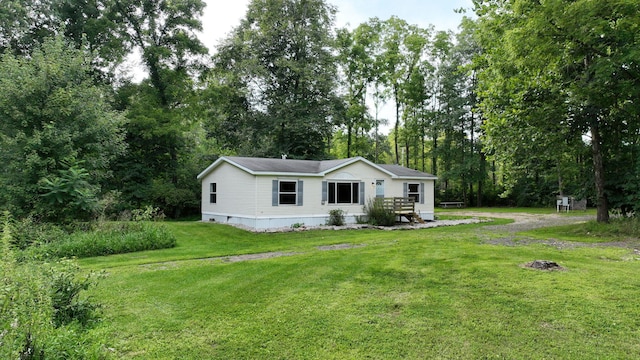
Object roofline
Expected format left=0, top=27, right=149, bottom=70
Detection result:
left=251, top=172, right=324, bottom=177
left=197, top=156, right=437, bottom=180
left=343, top=157, right=437, bottom=180
left=196, top=157, right=225, bottom=180
left=197, top=156, right=329, bottom=179
left=323, top=156, right=397, bottom=178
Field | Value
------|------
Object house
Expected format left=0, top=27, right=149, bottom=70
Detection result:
left=197, top=156, right=437, bottom=229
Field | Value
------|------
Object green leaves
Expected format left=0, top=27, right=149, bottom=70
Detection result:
left=476, top=0, right=640, bottom=218
left=0, top=36, right=126, bottom=221
left=211, top=0, right=340, bottom=159
left=40, top=161, right=99, bottom=221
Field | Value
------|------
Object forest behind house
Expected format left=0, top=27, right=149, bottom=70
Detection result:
left=1, top=0, right=639, bottom=223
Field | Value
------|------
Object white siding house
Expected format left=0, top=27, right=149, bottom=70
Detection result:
left=197, top=156, right=437, bottom=229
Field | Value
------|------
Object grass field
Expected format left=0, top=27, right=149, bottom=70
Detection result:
left=82, top=209, right=640, bottom=359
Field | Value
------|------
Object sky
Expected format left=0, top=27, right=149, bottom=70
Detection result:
left=200, top=0, right=475, bottom=53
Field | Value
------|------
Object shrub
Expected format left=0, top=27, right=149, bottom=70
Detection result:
left=131, top=205, right=165, bottom=222
left=50, top=260, right=102, bottom=327
left=364, top=198, right=396, bottom=226
left=327, top=209, right=345, bottom=226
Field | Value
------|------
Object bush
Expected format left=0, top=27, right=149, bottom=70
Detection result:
left=327, top=209, right=345, bottom=226
left=364, top=198, right=397, bottom=226
left=51, top=260, right=102, bottom=327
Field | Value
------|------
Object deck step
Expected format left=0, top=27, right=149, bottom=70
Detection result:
left=412, top=213, right=426, bottom=224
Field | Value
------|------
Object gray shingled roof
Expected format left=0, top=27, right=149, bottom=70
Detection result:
left=225, top=156, right=353, bottom=174
left=376, top=164, right=435, bottom=178
left=216, top=156, right=436, bottom=179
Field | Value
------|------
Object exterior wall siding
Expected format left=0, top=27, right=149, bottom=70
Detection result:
left=200, top=162, right=257, bottom=223
left=200, top=158, right=436, bottom=228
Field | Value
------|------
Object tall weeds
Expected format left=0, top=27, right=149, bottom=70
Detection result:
left=0, top=212, right=103, bottom=359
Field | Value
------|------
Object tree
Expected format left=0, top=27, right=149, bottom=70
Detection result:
left=475, top=0, right=640, bottom=221
left=438, top=18, right=486, bottom=206
left=212, top=0, right=341, bottom=159
left=375, top=17, right=431, bottom=165
left=113, top=0, right=208, bottom=106
left=335, top=22, right=379, bottom=158
left=0, top=36, right=126, bottom=220
left=110, top=0, right=209, bottom=216
left=0, top=0, right=126, bottom=82
left=0, top=0, right=56, bottom=55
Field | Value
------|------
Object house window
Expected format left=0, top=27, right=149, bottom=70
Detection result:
left=279, top=181, right=297, bottom=205
left=328, top=182, right=359, bottom=204
left=407, top=183, right=420, bottom=203
left=210, top=183, right=217, bottom=203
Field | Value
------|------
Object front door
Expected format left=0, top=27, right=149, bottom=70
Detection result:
left=375, top=180, right=384, bottom=198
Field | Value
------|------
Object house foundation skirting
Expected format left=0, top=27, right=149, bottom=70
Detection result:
left=202, top=210, right=434, bottom=229
left=201, top=212, right=366, bottom=229
left=418, top=211, right=435, bottom=221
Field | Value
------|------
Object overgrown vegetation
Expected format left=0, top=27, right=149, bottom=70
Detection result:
left=23, top=221, right=176, bottom=260
left=363, top=198, right=396, bottom=226
left=0, top=213, right=102, bottom=359
left=11, top=206, right=176, bottom=260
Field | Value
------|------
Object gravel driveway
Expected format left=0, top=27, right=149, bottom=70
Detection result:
left=446, top=210, right=640, bottom=250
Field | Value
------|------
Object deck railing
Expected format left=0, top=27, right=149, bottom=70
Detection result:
left=377, top=197, right=415, bottom=215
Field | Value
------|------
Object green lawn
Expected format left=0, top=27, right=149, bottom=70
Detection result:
left=83, top=211, right=640, bottom=359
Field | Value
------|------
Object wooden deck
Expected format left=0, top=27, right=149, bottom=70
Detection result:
left=377, top=197, right=425, bottom=224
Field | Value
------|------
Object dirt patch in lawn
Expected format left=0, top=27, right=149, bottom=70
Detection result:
left=220, top=251, right=298, bottom=263
left=316, top=243, right=366, bottom=251
left=522, top=260, right=566, bottom=271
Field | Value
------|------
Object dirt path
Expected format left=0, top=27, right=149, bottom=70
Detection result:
left=444, top=210, right=595, bottom=232
left=447, top=210, right=640, bottom=250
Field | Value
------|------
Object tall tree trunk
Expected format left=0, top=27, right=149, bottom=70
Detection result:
left=347, top=124, right=352, bottom=158
left=405, top=142, right=410, bottom=168
left=432, top=134, right=438, bottom=175
left=591, top=121, right=609, bottom=223
left=477, top=151, right=486, bottom=207
left=394, top=85, right=400, bottom=164
left=492, top=160, right=497, bottom=187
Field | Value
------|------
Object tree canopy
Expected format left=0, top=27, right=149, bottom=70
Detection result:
left=0, top=36, right=126, bottom=221
left=0, top=0, right=638, bottom=221
left=474, top=0, right=640, bottom=221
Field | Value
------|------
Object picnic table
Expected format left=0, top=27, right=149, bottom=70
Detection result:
left=440, top=201, right=464, bottom=208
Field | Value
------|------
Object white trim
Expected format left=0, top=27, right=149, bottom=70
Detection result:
left=321, top=157, right=397, bottom=178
